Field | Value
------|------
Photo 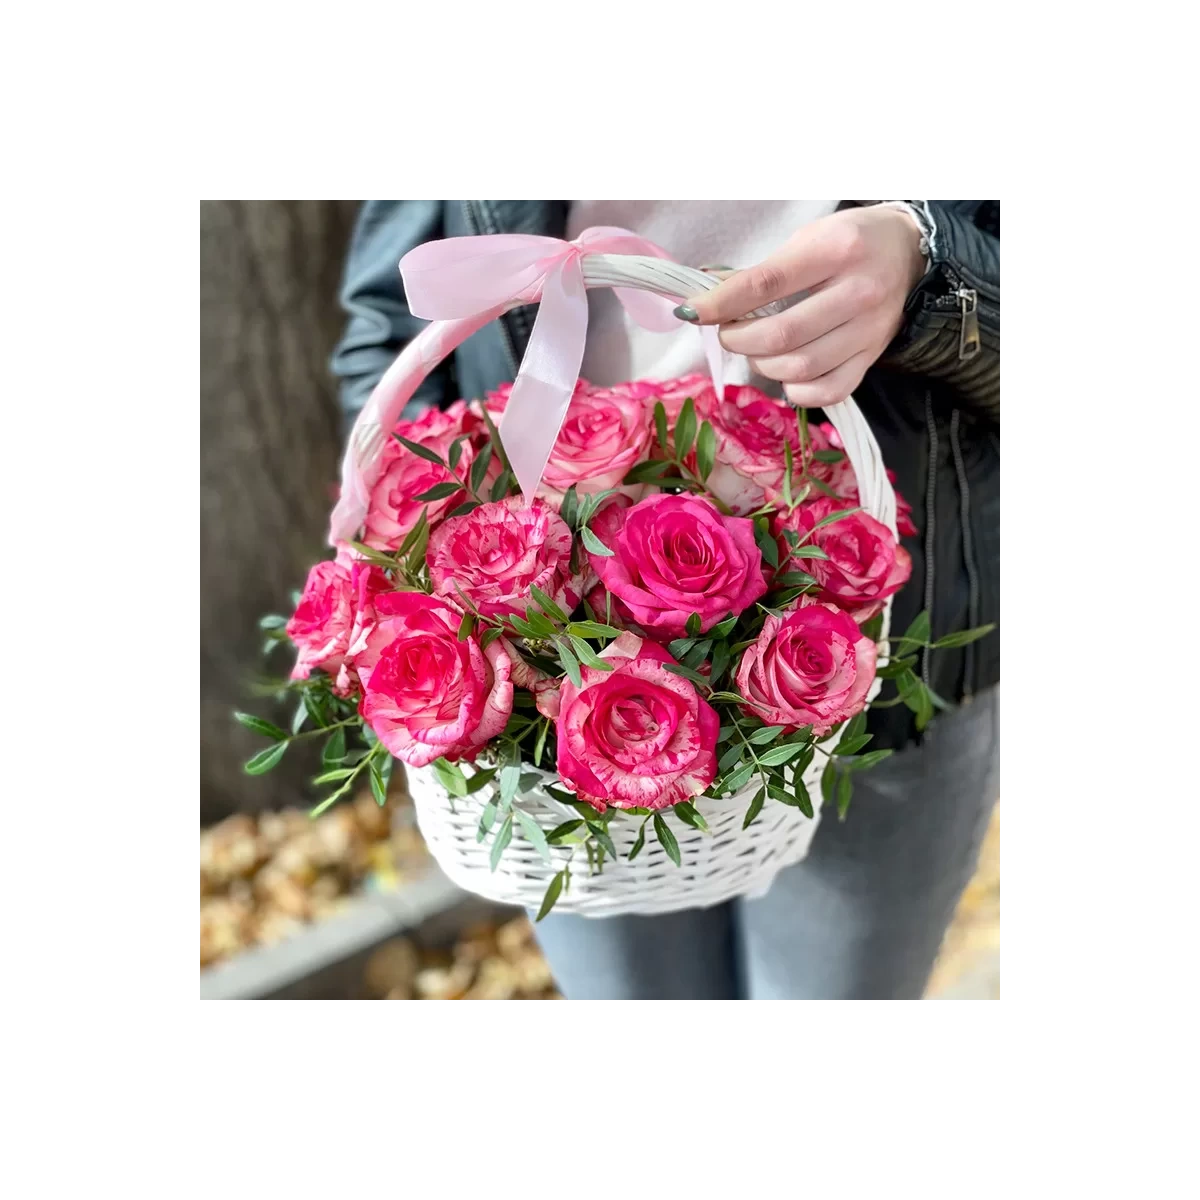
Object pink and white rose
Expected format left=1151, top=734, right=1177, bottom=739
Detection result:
left=286, top=561, right=355, bottom=682
left=586, top=493, right=767, bottom=641
left=649, top=373, right=716, bottom=422
left=362, top=403, right=478, bottom=550
left=427, top=497, right=581, bottom=620
left=540, top=380, right=653, bottom=497
left=735, top=598, right=877, bottom=735
left=354, top=592, right=513, bottom=767
left=697, top=384, right=802, bottom=514
left=775, top=497, right=911, bottom=620
left=556, top=632, right=719, bottom=812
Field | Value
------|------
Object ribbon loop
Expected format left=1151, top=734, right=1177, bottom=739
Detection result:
left=398, top=226, right=704, bottom=504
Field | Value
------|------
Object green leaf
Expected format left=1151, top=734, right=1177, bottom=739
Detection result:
left=291, top=701, right=308, bottom=736
left=457, top=611, right=475, bottom=641
left=244, top=742, right=288, bottom=774
left=235, top=711, right=286, bottom=741
left=489, top=815, right=513, bottom=871
left=742, top=786, right=766, bottom=829
left=685, top=612, right=702, bottom=637
left=462, top=766, right=499, bottom=795
left=724, top=762, right=756, bottom=794
left=567, top=620, right=621, bottom=639
left=710, top=613, right=738, bottom=639
left=558, top=641, right=583, bottom=687
left=835, top=734, right=872, bottom=757
left=673, top=800, right=710, bottom=834
left=846, top=749, right=894, bottom=772
left=654, top=401, right=670, bottom=454
left=774, top=571, right=819, bottom=589
left=793, top=777, right=814, bottom=818
left=433, top=758, right=468, bottom=797
left=623, top=459, right=676, bottom=484
left=904, top=610, right=931, bottom=645
left=469, top=442, right=494, bottom=494
left=662, top=662, right=707, bottom=685
left=523, top=608, right=559, bottom=639
left=567, top=635, right=612, bottom=671
left=756, top=527, right=779, bottom=570
left=498, top=763, right=522, bottom=809
left=821, top=760, right=837, bottom=807
left=393, top=433, right=447, bottom=466
left=533, top=717, right=550, bottom=768
left=546, top=820, right=584, bottom=844
left=489, top=469, right=513, bottom=501
left=322, top=728, right=346, bottom=767
left=481, top=626, right=504, bottom=649
left=930, top=624, right=997, bottom=650
left=478, top=402, right=512, bottom=470
left=842, top=711, right=868, bottom=741
left=628, top=823, right=647, bottom=860
left=587, top=822, right=618, bottom=863
left=478, top=798, right=501, bottom=842
left=757, top=742, right=809, bottom=767
left=812, top=448, right=845, bottom=464
left=810, top=505, right=862, bottom=532
left=782, top=443, right=794, bottom=508
left=447, top=436, right=466, bottom=472
left=313, top=767, right=354, bottom=785
left=515, top=810, right=553, bottom=865
left=860, top=612, right=884, bottom=642
left=681, top=639, right=711, bottom=669
left=836, top=770, right=853, bottom=820
left=580, top=526, right=614, bottom=557
left=446, top=500, right=481, bottom=519
left=789, top=546, right=829, bottom=561
left=529, top=585, right=568, bottom=624
left=413, top=480, right=461, bottom=503
left=748, top=725, right=787, bottom=746
left=397, top=509, right=428, bottom=557
left=535, top=870, right=566, bottom=921
left=653, top=814, right=682, bottom=867
left=259, top=613, right=287, bottom=631
left=709, top=642, right=730, bottom=686
left=674, top=397, right=696, bottom=461
left=876, top=658, right=918, bottom=679
left=718, top=742, right=747, bottom=774
left=696, top=420, right=716, bottom=481
left=369, top=758, right=388, bottom=807
left=559, top=485, right=580, bottom=530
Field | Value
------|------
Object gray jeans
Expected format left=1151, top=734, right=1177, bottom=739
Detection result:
left=532, top=688, right=999, bottom=999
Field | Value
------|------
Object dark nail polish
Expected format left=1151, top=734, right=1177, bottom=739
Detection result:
left=674, top=305, right=699, bottom=323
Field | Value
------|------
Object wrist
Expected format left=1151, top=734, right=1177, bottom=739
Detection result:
left=876, top=200, right=935, bottom=294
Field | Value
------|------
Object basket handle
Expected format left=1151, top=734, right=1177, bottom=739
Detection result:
left=330, top=246, right=896, bottom=542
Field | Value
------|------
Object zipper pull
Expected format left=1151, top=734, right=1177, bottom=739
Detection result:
left=958, top=287, right=980, bottom=360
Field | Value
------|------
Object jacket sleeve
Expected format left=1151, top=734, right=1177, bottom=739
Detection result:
left=330, top=201, right=451, bottom=434
left=880, top=201, right=1000, bottom=423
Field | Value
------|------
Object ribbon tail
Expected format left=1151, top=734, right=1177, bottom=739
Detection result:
left=701, top=324, right=727, bottom=399
left=497, top=259, right=588, bottom=504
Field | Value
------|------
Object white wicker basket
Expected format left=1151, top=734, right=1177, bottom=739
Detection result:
left=358, top=253, right=897, bottom=917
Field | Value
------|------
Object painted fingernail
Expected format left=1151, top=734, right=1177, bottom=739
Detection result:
left=674, top=304, right=699, bottom=322
left=699, top=264, right=734, bottom=272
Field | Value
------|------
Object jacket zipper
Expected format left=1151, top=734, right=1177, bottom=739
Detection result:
left=929, top=268, right=981, bottom=361
left=922, top=392, right=938, bottom=688
left=950, top=409, right=980, bottom=701
left=461, top=200, right=520, bottom=378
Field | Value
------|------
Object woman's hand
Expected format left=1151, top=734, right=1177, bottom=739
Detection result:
left=675, top=206, right=928, bottom=407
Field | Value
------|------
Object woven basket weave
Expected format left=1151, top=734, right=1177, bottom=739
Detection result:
left=362, top=254, right=896, bottom=916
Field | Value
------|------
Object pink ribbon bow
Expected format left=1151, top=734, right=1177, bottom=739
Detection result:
left=328, top=227, right=723, bottom=543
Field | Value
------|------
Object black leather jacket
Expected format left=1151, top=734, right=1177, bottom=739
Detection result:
left=332, top=200, right=1000, bottom=749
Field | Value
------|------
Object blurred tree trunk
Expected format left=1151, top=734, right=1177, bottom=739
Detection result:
left=201, top=200, right=361, bottom=825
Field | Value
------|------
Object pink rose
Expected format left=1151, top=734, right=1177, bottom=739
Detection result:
left=586, top=493, right=767, bottom=641
left=649, top=373, right=716, bottom=422
left=286, top=561, right=355, bottom=681
left=427, top=497, right=581, bottom=620
left=354, top=593, right=512, bottom=767
left=556, top=632, right=719, bottom=812
left=541, top=380, right=653, bottom=497
left=362, top=404, right=478, bottom=550
left=698, top=384, right=801, bottom=514
left=735, top=598, right=877, bottom=735
left=775, top=497, right=912, bottom=621
left=886, top=469, right=918, bottom=538
left=802, top=426, right=917, bottom=538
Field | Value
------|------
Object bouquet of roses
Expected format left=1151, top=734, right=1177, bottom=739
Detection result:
left=240, top=373, right=991, bottom=919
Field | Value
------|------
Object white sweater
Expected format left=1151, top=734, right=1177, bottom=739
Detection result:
left=566, top=200, right=838, bottom=388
